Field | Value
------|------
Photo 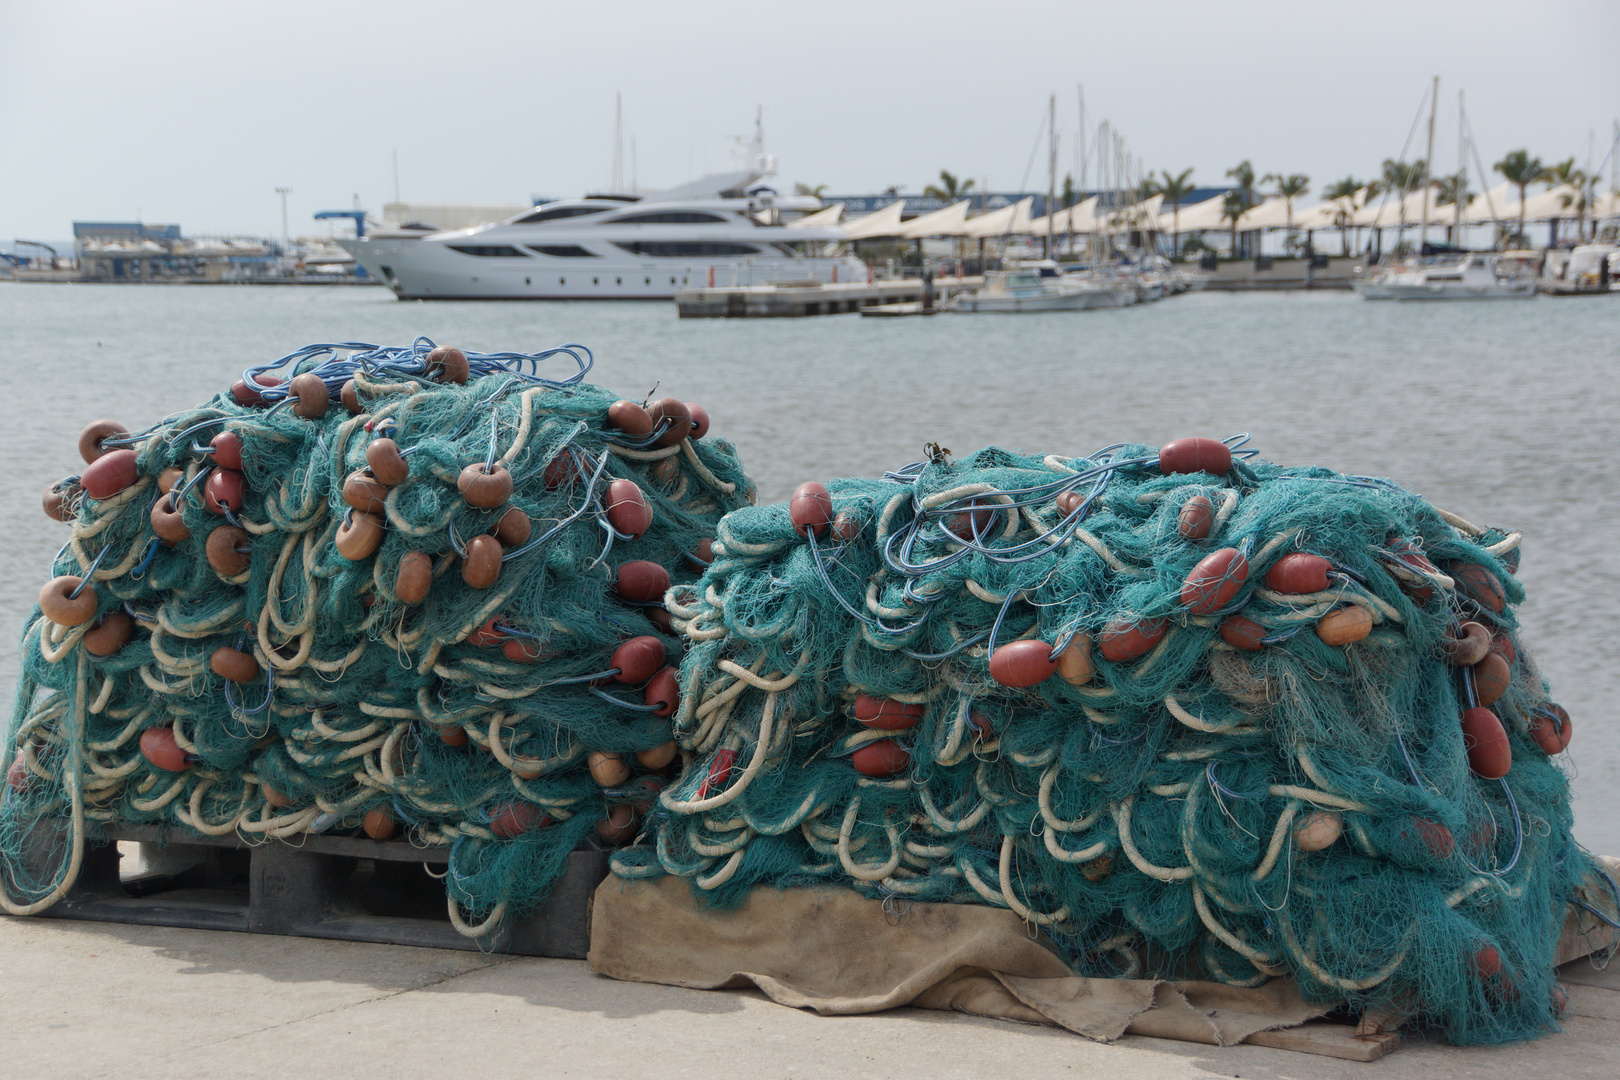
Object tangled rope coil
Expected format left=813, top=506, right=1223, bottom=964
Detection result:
left=615, top=435, right=1601, bottom=1044
left=5, top=338, right=750, bottom=937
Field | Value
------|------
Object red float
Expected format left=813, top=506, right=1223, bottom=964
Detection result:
left=1178, top=495, right=1214, bottom=540
left=489, top=801, right=548, bottom=839
left=685, top=403, right=710, bottom=439
left=1460, top=706, right=1512, bottom=779
left=614, top=560, right=671, bottom=603
left=853, top=694, right=926, bottom=730
left=789, top=482, right=833, bottom=537
left=1158, top=437, right=1232, bottom=476
left=466, top=618, right=505, bottom=648
left=645, top=667, right=680, bottom=717
left=1452, top=563, right=1506, bottom=613
left=611, top=636, right=666, bottom=683
left=1264, top=553, right=1331, bottom=594
left=988, top=639, right=1059, bottom=688
left=80, top=449, right=139, bottom=500
left=605, top=479, right=652, bottom=538
left=1527, top=703, right=1572, bottom=755
left=1098, top=617, right=1167, bottom=662
left=204, top=469, right=245, bottom=515
left=648, top=398, right=693, bottom=446
left=1219, top=615, right=1267, bottom=651
left=851, top=739, right=910, bottom=777
left=1181, top=547, right=1248, bottom=615
left=140, top=727, right=191, bottom=772
left=606, top=400, right=654, bottom=435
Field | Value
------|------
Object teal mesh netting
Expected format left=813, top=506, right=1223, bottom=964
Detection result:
left=614, top=435, right=1612, bottom=1044
left=2, top=340, right=748, bottom=938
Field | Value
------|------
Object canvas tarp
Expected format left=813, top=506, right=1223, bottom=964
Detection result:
left=589, top=875, right=1330, bottom=1045
left=589, top=856, right=1620, bottom=1046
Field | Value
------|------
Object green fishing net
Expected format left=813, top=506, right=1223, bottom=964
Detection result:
left=615, top=435, right=1609, bottom=1044
left=2, top=340, right=748, bottom=937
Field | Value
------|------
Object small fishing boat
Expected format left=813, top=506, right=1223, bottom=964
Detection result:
left=954, top=268, right=1111, bottom=312
left=1353, top=254, right=1536, bottom=301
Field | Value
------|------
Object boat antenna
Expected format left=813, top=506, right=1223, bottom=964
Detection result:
left=612, top=92, right=624, bottom=192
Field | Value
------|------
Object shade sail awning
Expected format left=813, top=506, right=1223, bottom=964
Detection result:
left=841, top=200, right=906, bottom=240
left=963, top=197, right=1036, bottom=238
left=1029, top=195, right=1101, bottom=235
left=898, top=200, right=972, bottom=238
left=1099, top=193, right=1162, bottom=231
left=1514, top=184, right=1586, bottom=222
left=1155, top=194, right=1228, bottom=233
left=787, top=203, right=844, bottom=228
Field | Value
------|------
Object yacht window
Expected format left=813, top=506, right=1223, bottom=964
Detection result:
left=527, top=245, right=598, bottom=257
left=606, top=211, right=728, bottom=225
left=613, top=241, right=762, bottom=258
left=511, top=205, right=612, bottom=224
left=447, top=244, right=528, bottom=257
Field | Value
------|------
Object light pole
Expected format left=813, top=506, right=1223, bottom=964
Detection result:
left=275, top=187, right=291, bottom=251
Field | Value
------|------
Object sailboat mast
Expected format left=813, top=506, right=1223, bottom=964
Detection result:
left=1418, top=75, right=1437, bottom=254
left=1455, top=90, right=1465, bottom=241
left=1046, top=93, right=1057, bottom=260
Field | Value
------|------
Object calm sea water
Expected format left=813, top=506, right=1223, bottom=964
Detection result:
left=2, top=283, right=1616, bottom=853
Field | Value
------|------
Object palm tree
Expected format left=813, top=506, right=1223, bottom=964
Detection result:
left=922, top=169, right=975, bottom=203
left=1545, top=157, right=1590, bottom=240
left=1323, top=177, right=1364, bottom=255
left=1264, top=172, right=1310, bottom=242
left=1380, top=159, right=1427, bottom=229
left=793, top=182, right=829, bottom=198
left=1494, top=149, right=1546, bottom=245
left=1221, top=190, right=1249, bottom=256
left=1224, top=161, right=1257, bottom=256
left=1155, top=168, right=1195, bottom=257
left=1432, top=172, right=1471, bottom=242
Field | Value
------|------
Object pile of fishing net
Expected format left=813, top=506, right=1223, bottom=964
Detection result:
left=615, top=435, right=1602, bottom=1044
left=2, top=339, right=749, bottom=935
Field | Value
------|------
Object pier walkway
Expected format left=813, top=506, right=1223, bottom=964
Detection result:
left=3, top=915, right=1615, bottom=1079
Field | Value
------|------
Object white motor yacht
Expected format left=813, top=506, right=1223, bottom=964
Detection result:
left=1353, top=254, right=1536, bottom=301
left=339, top=167, right=863, bottom=301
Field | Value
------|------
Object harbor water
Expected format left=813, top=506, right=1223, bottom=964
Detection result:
left=2, top=283, right=1616, bottom=855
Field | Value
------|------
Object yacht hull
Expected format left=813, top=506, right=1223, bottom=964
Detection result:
left=1357, top=282, right=1537, bottom=301
left=339, top=238, right=865, bottom=301
left=956, top=290, right=1109, bottom=312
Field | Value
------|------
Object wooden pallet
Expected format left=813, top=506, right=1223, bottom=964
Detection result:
left=18, top=823, right=606, bottom=957
left=1243, top=1022, right=1401, bottom=1062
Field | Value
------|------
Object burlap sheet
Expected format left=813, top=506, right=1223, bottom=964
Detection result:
left=588, top=856, right=1620, bottom=1045
left=587, top=876, right=1327, bottom=1044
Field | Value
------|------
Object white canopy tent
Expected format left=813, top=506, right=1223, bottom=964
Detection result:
left=962, top=197, right=1035, bottom=238
left=1154, top=194, right=1229, bottom=234
left=841, top=200, right=906, bottom=240
left=1029, top=195, right=1102, bottom=236
left=786, top=203, right=844, bottom=228
left=898, top=200, right=972, bottom=239
left=1099, top=193, right=1163, bottom=232
left=1291, top=189, right=1371, bottom=232
left=1230, top=197, right=1297, bottom=231
left=1512, top=184, right=1586, bottom=223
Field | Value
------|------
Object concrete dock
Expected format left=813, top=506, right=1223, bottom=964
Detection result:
left=3, top=915, right=1615, bottom=1079
left=675, top=276, right=982, bottom=317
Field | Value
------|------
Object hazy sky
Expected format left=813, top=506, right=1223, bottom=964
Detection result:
left=4, top=0, right=1617, bottom=241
